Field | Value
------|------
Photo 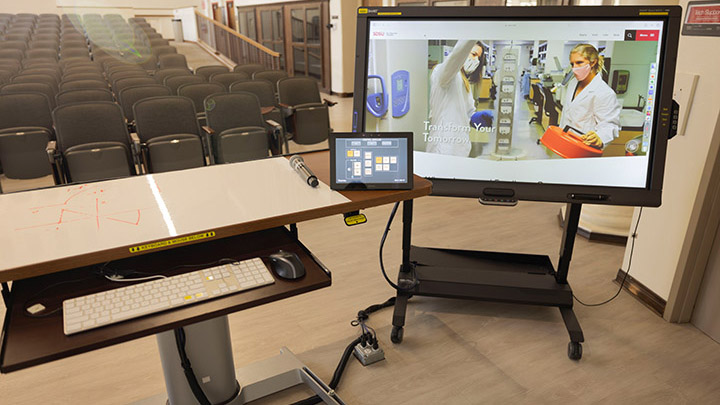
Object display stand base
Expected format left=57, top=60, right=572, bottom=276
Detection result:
left=135, top=317, right=344, bottom=405
left=391, top=201, right=585, bottom=360
left=235, top=347, right=345, bottom=405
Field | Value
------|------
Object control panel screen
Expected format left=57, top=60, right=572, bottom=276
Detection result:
left=330, top=132, right=413, bottom=190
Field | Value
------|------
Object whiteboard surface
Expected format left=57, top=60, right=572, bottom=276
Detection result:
left=0, top=158, right=349, bottom=272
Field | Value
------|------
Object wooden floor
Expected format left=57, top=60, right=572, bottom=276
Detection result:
left=2, top=198, right=720, bottom=404
left=2, top=43, right=720, bottom=404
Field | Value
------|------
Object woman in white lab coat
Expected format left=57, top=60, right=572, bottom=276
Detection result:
left=559, top=44, right=621, bottom=149
left=426, top=40, right=484, bottom=157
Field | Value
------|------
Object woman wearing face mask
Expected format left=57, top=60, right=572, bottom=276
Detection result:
left=426, top=40, right=485, bottom=156
left=559, top=43, right=621, bottom=149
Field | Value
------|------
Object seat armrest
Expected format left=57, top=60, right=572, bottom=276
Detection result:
left=265, top=119, right=287, bottom=154
left=129, top=132, right=142, bottom=152
left=260, top=106, right=275, bottom=115
left=127, top=133, right=144, bottom=175
left=323, top=98, right=337, bottom=107
left=278, top=103, right=294, bottom=117
left=296, top=102, right=327, bottom=109
left=46, top=140, right=57, bottom=164
left=265, top=119, right=281, bottom=129
left=201, top=126, right=216, bottom=164
left=46, top=140, right=65, bottom=184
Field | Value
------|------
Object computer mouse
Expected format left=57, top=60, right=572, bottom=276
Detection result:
left=268, top=250, right=306, bottom=280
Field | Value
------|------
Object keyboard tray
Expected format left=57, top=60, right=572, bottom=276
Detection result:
left=1, top=227, right=331, bottom=373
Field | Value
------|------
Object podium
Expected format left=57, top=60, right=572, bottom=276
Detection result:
left=0, top=152, right=432, bottom=403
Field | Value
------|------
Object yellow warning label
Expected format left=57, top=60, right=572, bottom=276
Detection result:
left=639, top=11, right=668, bottom=15
left=378, top=12, right=402, bottom=16
left=358, top=8, right=368, bottom=14
left=129, top=231, right=216, bottom=253
left=344, top=214, right=367, bottom=226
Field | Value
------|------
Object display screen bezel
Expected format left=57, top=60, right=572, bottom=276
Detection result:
left=352, top=6, right=682, bottom=206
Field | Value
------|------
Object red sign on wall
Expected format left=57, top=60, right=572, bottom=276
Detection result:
left=686, top=4, right=720, bottom=24
left=683, top=1, right=720, bottom=37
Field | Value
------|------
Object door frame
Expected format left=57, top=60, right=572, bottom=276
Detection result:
left=666, top=109, right=720, bottom=322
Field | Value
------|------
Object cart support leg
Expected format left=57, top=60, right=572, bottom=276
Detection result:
left=557, top=203, right=582, bottom=284
left=391, top=200, right=414, bottom=343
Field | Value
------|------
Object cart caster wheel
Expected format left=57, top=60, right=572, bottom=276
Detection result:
left=391, top=326, right=404, bottom=344
left=568, top=341, right=582, bottom=360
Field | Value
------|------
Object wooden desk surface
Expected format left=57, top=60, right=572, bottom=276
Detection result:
left=0, top=151, right=432, bottom=282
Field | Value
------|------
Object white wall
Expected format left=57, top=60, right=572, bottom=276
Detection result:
left=0, top=0, right=201, bottom=38
left=329, top=0, right=361, bottom=94
left=1, top=0, right=61, bottom=14
left=1, top=0, right=201, bottom=14
left=174, top=7, right=199, bottom=42
left=223, top=0, right=304, bottom=5
left=691, top=212, right=720, bottom=341
left=620, top=0, right=720, bottom=300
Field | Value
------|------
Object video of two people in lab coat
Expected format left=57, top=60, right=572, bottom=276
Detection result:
left=365, top=38, right=660, bottom=161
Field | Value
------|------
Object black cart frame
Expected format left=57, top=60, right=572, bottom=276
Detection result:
left=390, top=201, right=585, bottom=360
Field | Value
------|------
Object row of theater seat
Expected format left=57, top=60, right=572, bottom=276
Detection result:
left=46, top=92, right=284, bottom=181
left=0, top=73, right=332, bottom=183
left=0, top=13, right=334, bottom=188
left=1, top=76, right=332, bottom=184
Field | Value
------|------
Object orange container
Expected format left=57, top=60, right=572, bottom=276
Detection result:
left=540, top=125, right=603, bottom=159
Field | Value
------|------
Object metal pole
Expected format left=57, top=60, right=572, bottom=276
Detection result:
left=556, top=202, right=582, bottom=284
left=401, top=200, right=413, bottom=272
left=156, top=316, right=240, bottom=405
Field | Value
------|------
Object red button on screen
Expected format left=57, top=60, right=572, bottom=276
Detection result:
left=636, top=30, right=659, bottom=41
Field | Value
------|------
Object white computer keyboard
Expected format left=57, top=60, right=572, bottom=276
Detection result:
left=63, top=257, right=274, bottom=335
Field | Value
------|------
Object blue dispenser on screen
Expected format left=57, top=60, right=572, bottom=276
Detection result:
left=366, top=75, right=388, bottom=117
left=391, top=70, right=410, bottom=118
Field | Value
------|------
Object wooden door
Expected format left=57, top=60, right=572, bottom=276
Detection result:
left=212, top=3, right=223, bottom=24
left=256, top=5, right=285, bottom=69
left=226, top=1, right=237, bottom=30
left=285, top=1, right=330, bottom=90
left=237, top=7, right=258, bottom=41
